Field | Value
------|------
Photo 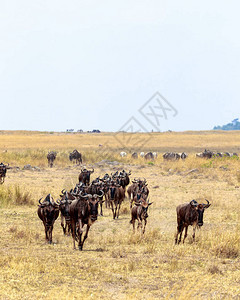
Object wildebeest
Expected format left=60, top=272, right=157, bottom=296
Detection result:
left=78, top=168, right=94, bottom=186
left=0, top=162, right=9, bottom=184
left=175, top=199, right=211, bottom=244
left=107, top=181, right=125, bottom=219
left=144, top=152, right=154, bottom=160
left=132, top=152, right=138, bottom=159
left=130, top=199, right=153, bottom=234
left=69, top=191, right=103, bottom=250
left=69, top=149, right=82, bottom=165
left=47, top=151, right=57, bottom=167
left=57, top=190, right=76, bottom=235
left=37, top=194, right=59, bottom=244
left=140, top=152, right=145, bottom=157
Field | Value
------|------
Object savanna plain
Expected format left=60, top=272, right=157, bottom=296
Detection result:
left=0, top=130, right=240, bottom=299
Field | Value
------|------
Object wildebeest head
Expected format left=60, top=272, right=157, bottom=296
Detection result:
left=80, top=168, right=94, bottom=185
left=80, top=191, right=104, bottom=221
left=190, top=199, right=211, bottom=226
left=136, top=199, right=153, bottom=218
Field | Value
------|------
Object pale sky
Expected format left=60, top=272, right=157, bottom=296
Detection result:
left=0, top=1, right=239, bottom=132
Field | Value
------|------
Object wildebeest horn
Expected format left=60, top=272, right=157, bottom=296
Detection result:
left=79, top=191, right=89, bottom=198
left=61, top=189, right=66, bottom=194
left=97, top=190, right=104, bottom=198
left=91, top=168, right=94, bottom=173
left=38, top=197, right=43, bottom=205
left=56, top=199, right=62, bottom=205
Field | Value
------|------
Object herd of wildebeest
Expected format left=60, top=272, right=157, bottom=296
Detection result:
left=1, top=148, right=238, bottom=250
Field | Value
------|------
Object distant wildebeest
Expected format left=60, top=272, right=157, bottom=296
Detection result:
left=47, top=151, right=57, bottom=167
left=140, top=152, right=145, bottom=157
left=57, top=190, right=76, bottom=235
left=37, top=194, right=59, bottom=244
left=78, top=168, right=94, bottom=186
left=132, top=152, right=138, bottom=159
left=69, top=149, right=82, bottom=165
left=153, top=152, right=158, bottom=159
left=107, top=181, right=125, bottom=219
left=0, top=162, right=9, bottom=184
left=144, top=152, right=154, bottom=160
left=175, top=199, right=211, bottom=244
left=120, top=151, right=127, bottom=157
left=130, top=199, right=153, bottom=234
left=69, top=191, right=103, bottom=250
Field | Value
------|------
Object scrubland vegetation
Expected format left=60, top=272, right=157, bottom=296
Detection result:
left=0, top=130, right=240, bottom=299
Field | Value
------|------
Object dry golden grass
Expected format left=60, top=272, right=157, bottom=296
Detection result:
left=0, top=130, right=240, bottom=299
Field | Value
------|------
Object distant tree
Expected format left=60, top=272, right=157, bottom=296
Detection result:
left=213, top=119, right=240, bottom=130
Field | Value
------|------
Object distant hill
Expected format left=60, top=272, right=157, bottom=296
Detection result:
left=213, top=118, right=240, bottom=130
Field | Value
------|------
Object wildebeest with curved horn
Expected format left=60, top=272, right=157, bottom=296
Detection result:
left=78, top=168, right=94, bottom=186
left=175, top=199, right=211, bottom=244
left=69, top=149, right=82, bottom=165
left=69, top=190, right=104, bottom=250
left=47, top=151, right=57, bottom=168
left=37, top=194, right=59, bottom=244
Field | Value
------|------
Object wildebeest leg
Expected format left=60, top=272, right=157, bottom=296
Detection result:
left=116, top=201, right=122, bottom=219
left=178, top=226, right=184, bottom=244
left=142, top=219, right=147, bottom=234
left=113, top=201, right=118, bottom=219
left=110, top=200, right=115, bottom=219
left=61, top=214, right=66, bottom=235
left=49, top=226, right=53, bottom=244
left=183, top=226, right=188, bottom=244
left=80, top=224, right=90, bottom=250
left=71, top=220, right=77, bottom=249
left=192, top=224, right=197, bottom=242
left=99, top=200, right=103, bottom=216
left=175, top=222, right=183, bottom=244
left=45, top=226, right=49, bottom=243
left=78, top=219, right=84, bottom=250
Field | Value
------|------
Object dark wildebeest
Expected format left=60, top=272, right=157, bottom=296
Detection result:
left=202, top=149, right=213, bottom=159
left=47, top=151, right=57, bottom=168
left=57, top=190, right=76, bottom=235
left=69, top=149, right=82, bottom=165
left=0, top=162, right=9, bottom=184
left=175, top=199, right=211, bottom=244
left=37, top=194, right=59, bottom=244
left=88, top=180, right=105, bottom=216
left=107, top=181, right=125, bottom=219
left=181, top=152, right=187, bottom=160
left=132, top=152, right=138, bottom=159
left=130, top=199, right=153, bottom=234
left=69, top=191, right=103, bottom=250
left=78, top=168, right=94, bottom=186
left=144, top=152, right=154, bottom=160
left=163, top=152, right=176, bottom=160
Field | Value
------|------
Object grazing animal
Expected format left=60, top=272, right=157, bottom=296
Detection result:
left=78, top=168, right=94, bottom=186
left=69, top=149, right=82, bottom=165
left=120, top=151, right=127, bottom=157
left=69, top=191, right=103, bottom=250
left=37, top=194, right=59, bottom=244
left=140, top=152, right=145, bottom=157
left=47, top=151, right=57, bottom=168
left=0, top=162, right=9, bottom=184
left=175, top=199, right=211, bottom=244
left=130, top=199, right=153, bottom=234
left=132, top=152, right=138, bottom=159
left=144, top=152, right=154, bottom=160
